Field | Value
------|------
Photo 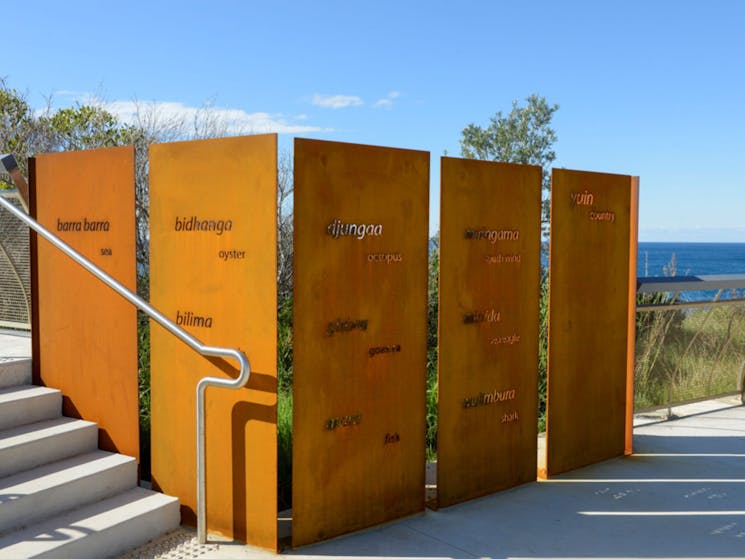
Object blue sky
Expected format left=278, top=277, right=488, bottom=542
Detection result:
left=4, top=0, right=744, bottom=240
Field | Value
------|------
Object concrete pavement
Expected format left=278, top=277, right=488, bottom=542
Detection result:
left=4, top=331, right=743, bottom=558
left=124, top=397, right=745, bottom=559
left=0, top=329, right=30, bottom=363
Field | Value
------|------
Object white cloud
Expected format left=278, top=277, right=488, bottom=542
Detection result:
left=373, top=91, right=401, bottom=109
left=52, top=89, right=89, bottom=99
left=311, top=94, right=364, bottom=109
left=100, top=100, right=325, bottom=135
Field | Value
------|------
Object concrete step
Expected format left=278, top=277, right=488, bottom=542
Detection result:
left=0, top=486, right=180, bottom=559
left=0, top=417, right=98, bottom=479
left=0, top=450, right=137, bottom=535
left=0, top=358, right=32, bottom=389
left=0, top=385, right=61, bottom=431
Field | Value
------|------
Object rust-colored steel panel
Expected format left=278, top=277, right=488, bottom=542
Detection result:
left=437, top=158, right=541, bottom=507
left=543, top=168, right=639, bottom=477
left=292, top=139, right=429, bottom=547
left=32, top=146, right=138, bottom=460
left=149, top=135, right=278, bottom=550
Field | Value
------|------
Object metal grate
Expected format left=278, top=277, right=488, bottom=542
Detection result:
left=0, top=192, right=30, bottom=329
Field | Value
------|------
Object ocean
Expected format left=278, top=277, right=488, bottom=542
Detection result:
left=538, top=243, right=745, bottom=276
left=637, top=242, right=745, bottom=277
left=535, top=242, right=745, bottom=300
left=637, top=242, right=745, bottom=301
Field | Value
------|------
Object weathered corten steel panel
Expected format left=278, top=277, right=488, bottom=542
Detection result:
left=31, top=146, right=138, bottom=460
left=292, top=138, right=429, bottom=547
left=437, top=158, right=542, bottom=507
left=149, top=135, right=278, bottom=550
left=543, top=169, right=638, bottom=477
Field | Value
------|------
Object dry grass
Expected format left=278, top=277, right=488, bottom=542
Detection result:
left=635, top=304, right=745, bottom=409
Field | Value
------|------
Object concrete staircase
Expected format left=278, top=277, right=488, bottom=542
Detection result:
left=0, top=359, right=180, bottom=558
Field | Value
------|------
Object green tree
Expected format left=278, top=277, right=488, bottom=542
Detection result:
left=0, top=80, right=133, bottom=183
left=39, top=104, right=130, bottom=152
left=1, top=80, right=132, bottom=156
left=0, top=80, right=41, bottom=183
left=460, top=94, right=558, bottom=230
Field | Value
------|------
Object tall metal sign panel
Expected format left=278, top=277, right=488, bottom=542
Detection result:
left=437, top=158, right=541, bottom=507
left=543, top=168, right=638, bottom=477
left=30, top=146, right=138, bottom=460
left=293, top=139, right=429, bottom=547
left=149, top=135, right=278, bottom=550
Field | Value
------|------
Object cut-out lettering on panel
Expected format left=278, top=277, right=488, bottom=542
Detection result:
left=31, top=146, right=138, bottom=460
left=437, top=158, right=541, bottom=508
left=543, top=168, right=638, bottom=477
left=149, top=135, right=278, bottom=550
left=293, top=139, right=429, bottom=547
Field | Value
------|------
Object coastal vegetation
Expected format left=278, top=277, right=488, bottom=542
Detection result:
left=636, top=305, right=745, bottom=408
left=635, top=288, right=745, bottom=410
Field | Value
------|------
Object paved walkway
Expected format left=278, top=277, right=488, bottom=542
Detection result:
left=4, top=332, right=743, bottom=558
left=0, top=329, right=31, bottom=363
left=124, top=397, right=745, bottom=559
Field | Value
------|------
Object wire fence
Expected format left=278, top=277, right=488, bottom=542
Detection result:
left=635, top=275, right=745, bottom=414
left=0, top=191, right=31, bottom=330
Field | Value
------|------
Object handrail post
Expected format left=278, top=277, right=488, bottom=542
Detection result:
left=194, top=348, right=250, bottom=544
left=197, top=383, right=208, bottom=544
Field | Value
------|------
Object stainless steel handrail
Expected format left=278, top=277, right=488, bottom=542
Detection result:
left=638, top=274, right=745, bottom=294
left=638, top=275, right=745, bottom=312
left=0, top=194, right=248, bottom=544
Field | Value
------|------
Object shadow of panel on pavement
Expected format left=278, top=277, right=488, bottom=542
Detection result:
left=286, top=411, right=745, bottom=559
